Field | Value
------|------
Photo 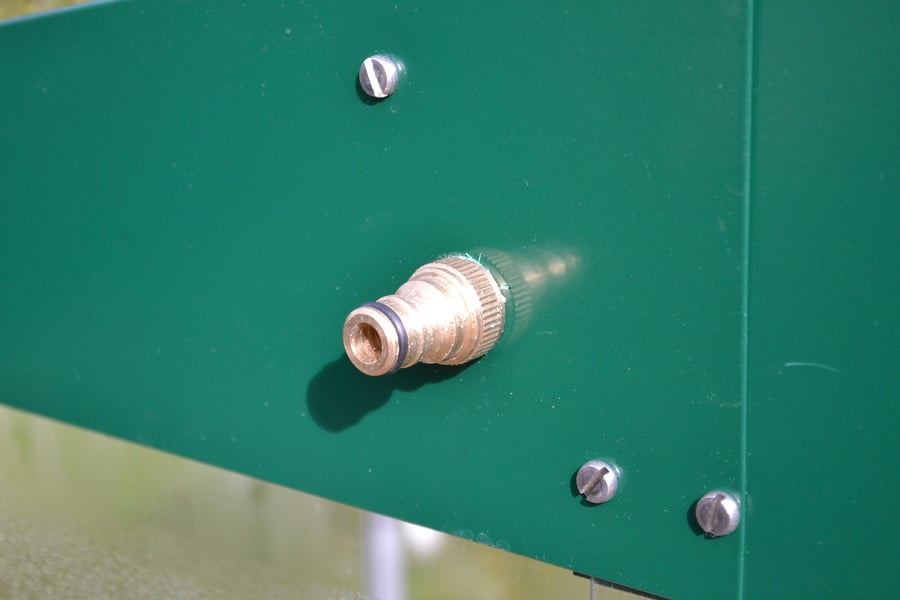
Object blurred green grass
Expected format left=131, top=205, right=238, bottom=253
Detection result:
left=0, top=0, right=85, bottom=20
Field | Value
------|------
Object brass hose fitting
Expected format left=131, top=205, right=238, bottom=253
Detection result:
left=343, top=256, right=506, bottom=376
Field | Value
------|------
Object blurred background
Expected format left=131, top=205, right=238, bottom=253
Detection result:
left=0, top=0, right=84, bottom=21
left=0, top=404, right=604, bottom=599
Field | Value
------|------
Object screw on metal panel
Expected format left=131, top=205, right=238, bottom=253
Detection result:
left=576, top=460, right=619, bottom=504
left=695, top=490, right=741, bottom=537
left=358, top=54, right=403, bottom=99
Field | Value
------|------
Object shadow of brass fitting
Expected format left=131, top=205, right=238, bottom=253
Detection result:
left=343, top=256, right=506, bottom=376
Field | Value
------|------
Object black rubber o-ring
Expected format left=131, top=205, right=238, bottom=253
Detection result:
left=361, top=302, right=408, bottom=373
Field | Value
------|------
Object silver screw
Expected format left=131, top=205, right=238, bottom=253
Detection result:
left=695, top=490, right=741, bottom=537
left=576, top=459, right=619, bottom=504
left=358, top=54, right=402, bottom=99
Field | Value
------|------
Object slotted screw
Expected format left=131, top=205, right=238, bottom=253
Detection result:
left=695, top=490, right=741, bottom=537
left=358, top=54, right=402, bottom=99
left=576, top=459, right=619, bottom=504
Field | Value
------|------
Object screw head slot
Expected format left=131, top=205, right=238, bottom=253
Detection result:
left=576, top=460, right=619, bottom=504
left=358, top=54, right=402, bottom=99
left=695, top=490, right=741, bottom=537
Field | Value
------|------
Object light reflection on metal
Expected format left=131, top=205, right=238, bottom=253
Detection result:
left=475, top=247, right=580, bottom=341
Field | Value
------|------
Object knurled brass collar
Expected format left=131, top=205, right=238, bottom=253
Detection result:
left=343, top=255, right=506, bottom=376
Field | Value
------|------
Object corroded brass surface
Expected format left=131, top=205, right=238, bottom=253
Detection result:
left=343, top=256, right=506, bottom=376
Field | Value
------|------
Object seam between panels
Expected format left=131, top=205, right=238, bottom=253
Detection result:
left=737, top=0, right=756, bottom=598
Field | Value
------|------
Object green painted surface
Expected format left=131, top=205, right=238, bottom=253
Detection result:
left=745, top=1, right=900, bottom=598
left=1, top=0, right=896, bottom=597
left=0, top=2, right=748, bottom=597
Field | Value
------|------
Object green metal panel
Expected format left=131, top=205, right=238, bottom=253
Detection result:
left=1, top=0, right=897, bottom=597
left=745, top=1, right=900, bottom=597
left=0, top=2, right=748, bottom=597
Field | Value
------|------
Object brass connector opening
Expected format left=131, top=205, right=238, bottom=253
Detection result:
left=343, top=256, right=506, bottom=376
left=343, top=306, right=403, bottom=377
left=351, top=323, right=383, bottom=365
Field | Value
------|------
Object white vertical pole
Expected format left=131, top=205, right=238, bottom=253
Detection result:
left=364, top=513, right=407, bottom=600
